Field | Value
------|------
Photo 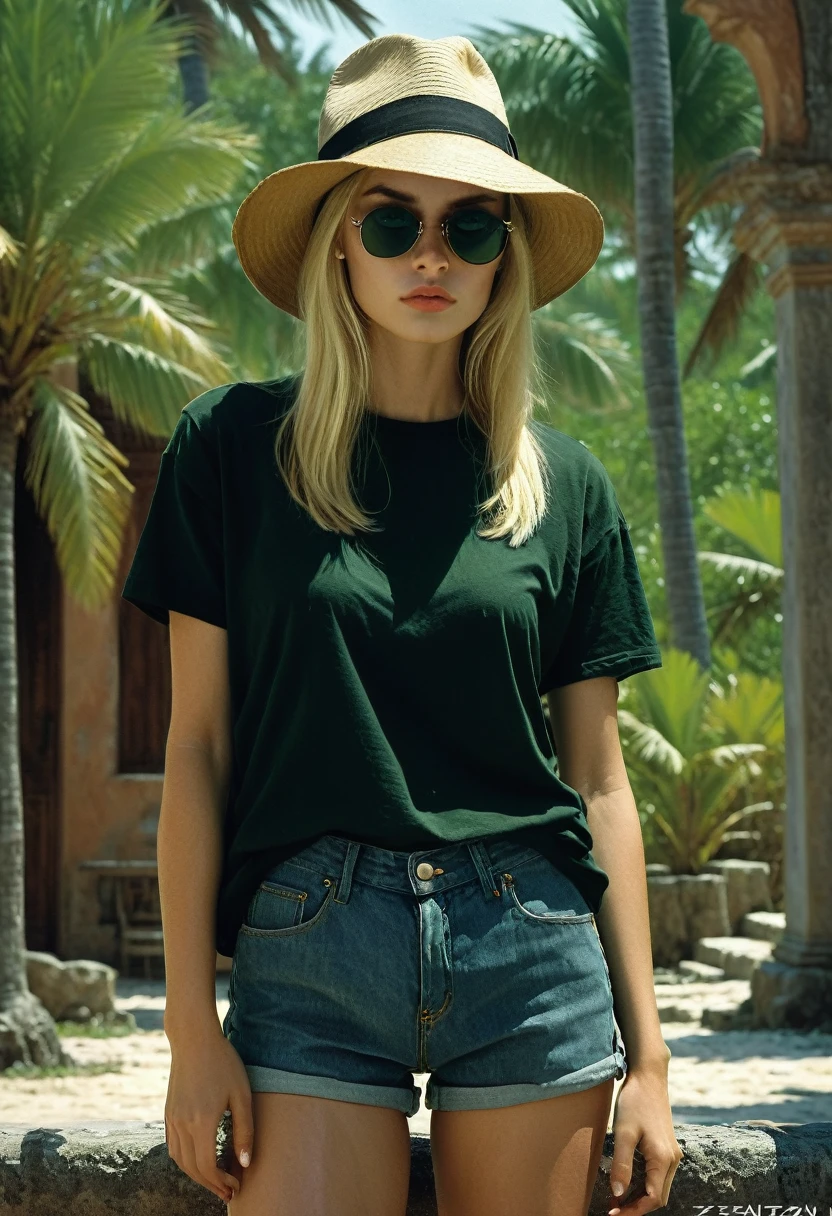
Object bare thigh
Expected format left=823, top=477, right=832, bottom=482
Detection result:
left=430, top=1077, right=616, bottom=1216
left=227, top=1092, right=412, bottom=1216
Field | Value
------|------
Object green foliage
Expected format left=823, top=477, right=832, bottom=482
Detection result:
left=0, top=0, right=254, bottom=610
left=618, top=646, right=782, bottom=872
left=168, top=29, right=333, bottom=381
left=545, top=266, right=781, bottom=682
left=471, top=2, right=764, bottom=374
left=470, top=1, right=761, bottom=236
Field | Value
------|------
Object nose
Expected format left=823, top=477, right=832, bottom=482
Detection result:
left=411, top=222, right=450, bottom=268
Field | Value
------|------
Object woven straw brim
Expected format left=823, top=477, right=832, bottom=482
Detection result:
left=232, top=131, right=604, bottom=319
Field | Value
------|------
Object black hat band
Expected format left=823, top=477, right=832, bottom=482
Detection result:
left=317, top=94, right=519, bottom=162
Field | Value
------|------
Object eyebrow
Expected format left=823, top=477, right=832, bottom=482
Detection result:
left=360, top=185, right=502, bottom=207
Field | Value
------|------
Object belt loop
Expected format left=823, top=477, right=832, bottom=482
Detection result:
left=467, top=840, right=502, bottom=901
left=334, top=840, right=361, bottom=904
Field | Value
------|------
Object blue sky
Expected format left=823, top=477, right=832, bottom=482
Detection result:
left=284, top=0, right=582, bottom=73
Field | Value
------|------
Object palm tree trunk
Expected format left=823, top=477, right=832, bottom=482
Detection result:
left=156, top=3, right=211, bottom=112
left=628, top=0, right=712, bottom=668
left=177, top=33, right=210, bottom=113
left=0, top=409, right=70, bottom=1068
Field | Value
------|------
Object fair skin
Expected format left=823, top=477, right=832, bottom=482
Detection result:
left=162, top=167, right=682, bottom=1214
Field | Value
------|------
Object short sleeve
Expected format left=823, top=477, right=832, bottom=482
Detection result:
left=539, top=505, right=662, bottom=694
left=121, top=406, right=226, bottom=629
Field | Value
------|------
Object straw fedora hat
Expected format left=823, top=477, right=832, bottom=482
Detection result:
left=232, top=33, right=605, bottom=319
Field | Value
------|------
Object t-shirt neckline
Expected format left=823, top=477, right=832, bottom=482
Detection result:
left=363, top=408, right=465, bottom=427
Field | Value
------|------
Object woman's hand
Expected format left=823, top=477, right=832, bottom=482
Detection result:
left=165, top=1028, right=254, bottom=1205
left=607, top=1056, right=684, bottom=1214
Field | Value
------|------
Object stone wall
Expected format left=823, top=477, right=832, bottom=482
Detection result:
left=0, top=1121, right=830, bottom=1213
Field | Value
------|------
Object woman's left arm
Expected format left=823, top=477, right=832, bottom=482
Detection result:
left=546, top=677, right=684, bottom=1215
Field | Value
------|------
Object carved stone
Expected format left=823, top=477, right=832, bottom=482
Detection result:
left=683, top=0, right=808, bottom=152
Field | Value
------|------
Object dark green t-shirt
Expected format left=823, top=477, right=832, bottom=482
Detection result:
left=122, top=376, right=662, bottom=957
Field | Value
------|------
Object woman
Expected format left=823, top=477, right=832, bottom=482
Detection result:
left=122, top=32, right=683, bottom=1216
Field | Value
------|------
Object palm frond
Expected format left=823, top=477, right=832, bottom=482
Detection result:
left=47, top=111, right=256, bottom=250
left=533, top=308, right=634, bottom=410
left=125, top=201, right=238, bottom=275
left=95, top=275, right=230, bottom=380
left=739, top=342, right=776, bottom=386
left=25, top=374, right=135, bottom=609
left=78, top=335, right=227, bottom=435
left=682, top=249, right=761, bottom=378
left=39, top=4, right=190, bottom=223
left=698, top=551, right=782, bottom=581
left=701, top=487, right=782, bottom=567
left=616, top=709, right=686, bottom=774
left=0, top=225, right=21, bottom=265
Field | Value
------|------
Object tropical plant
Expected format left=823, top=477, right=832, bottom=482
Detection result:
left=158, top=0, right=379, bottom=111
left=0, top=0, right=254, bottom=1067
left=534, top=299, right=635, bottom=411
left=470, top=0, right=763, bottom=376
left=698, top=487, right=782, bottom=648
left=618, top=647, right=781, bottom=873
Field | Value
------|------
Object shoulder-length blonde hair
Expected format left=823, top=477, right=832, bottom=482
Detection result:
left=275, top=166, right=552, bottom=547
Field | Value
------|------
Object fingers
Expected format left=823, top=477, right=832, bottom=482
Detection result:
left=194, top=1124, right=240, bottom=1204
left=231, top=1091, right=255, bottom=1171
left=609, top=1129, right=638, bottom=1201
left=608, top=1145, right=684, bottom=1215
left=166, top=1115, right=240, bottom=1204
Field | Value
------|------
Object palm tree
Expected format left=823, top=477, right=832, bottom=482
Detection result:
left=159, top=0, right=379, bottom=112
left=471, top=0, right=763, bottom=376
left=630, top=0, right=711, bottom=667
left=0, top=0, right=254, bottom=1067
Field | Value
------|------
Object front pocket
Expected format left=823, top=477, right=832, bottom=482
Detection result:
left=240, top=873, right=336, bottom=937
left=502, top=867, right=594, bottom=924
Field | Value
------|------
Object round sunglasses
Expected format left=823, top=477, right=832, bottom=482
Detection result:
left=349, top=204, right=514, bottom=266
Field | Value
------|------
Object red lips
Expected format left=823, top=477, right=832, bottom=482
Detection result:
left=401, top=286, right=455, bottom=302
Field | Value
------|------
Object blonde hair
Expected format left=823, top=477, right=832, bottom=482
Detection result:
left=275, top=167, right=552, bottom=546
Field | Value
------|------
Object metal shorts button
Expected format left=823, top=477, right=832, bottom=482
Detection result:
left=416, top=862, right=435, bottom=880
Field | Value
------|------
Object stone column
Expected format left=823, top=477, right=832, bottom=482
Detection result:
left=684, top=0, right=832, bottom=1026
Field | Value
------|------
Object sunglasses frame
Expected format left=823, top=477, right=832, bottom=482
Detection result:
left=348, top=204, right=514, bottom=265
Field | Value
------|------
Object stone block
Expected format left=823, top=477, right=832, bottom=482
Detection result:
left=702, top=859, right=773, bottom=931
left=741, top=911, right=786, bottom=944
left=648, top=874, right=731, bottom=966
left=677, top=959, right=726, bottom=982
left=694, top=936, right=773, bottom=980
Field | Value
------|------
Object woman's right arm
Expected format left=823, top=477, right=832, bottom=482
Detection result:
left=161, top=609, right=231, bottom=1039
left=160, top=610, right=251, bottom=1204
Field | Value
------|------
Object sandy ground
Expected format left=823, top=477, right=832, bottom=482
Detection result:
left=2, top=976, right=831, bottom=1134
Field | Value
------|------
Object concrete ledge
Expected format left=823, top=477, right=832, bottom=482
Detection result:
left=0, top=1121, right=830, bottom=1213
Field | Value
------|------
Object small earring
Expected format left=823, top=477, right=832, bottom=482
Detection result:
left=335, top=250, right=345, bottom=259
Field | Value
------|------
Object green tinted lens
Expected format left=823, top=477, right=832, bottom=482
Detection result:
left=360, top=206, right=421, bottom=258
left=447, top=209, right=508, bottom=264
left=359, top=205, right=509, bottom=264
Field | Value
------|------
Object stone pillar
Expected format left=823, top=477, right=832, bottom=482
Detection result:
left=684, top=0, right=832, bottom=1026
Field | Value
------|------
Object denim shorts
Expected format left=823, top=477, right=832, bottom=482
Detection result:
left=221, top=833, right=627, bottom=1117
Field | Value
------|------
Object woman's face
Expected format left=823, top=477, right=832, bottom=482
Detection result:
left=337, top=169, right=510, bottom=344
